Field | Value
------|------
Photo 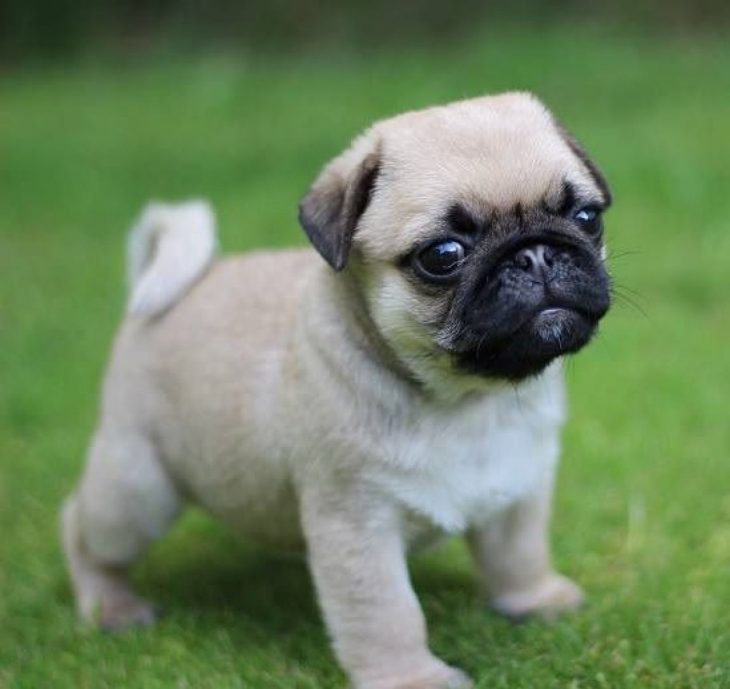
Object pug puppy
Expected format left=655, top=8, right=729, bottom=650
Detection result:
left=62, top=92, right=611, bottom=689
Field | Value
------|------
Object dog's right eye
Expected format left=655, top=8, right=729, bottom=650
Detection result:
left=413, top=240, right=466, bottom=281
left=574, top=206, right=603, bottom=237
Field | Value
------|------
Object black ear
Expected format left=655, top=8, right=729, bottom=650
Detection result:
left=298, top=146, right=381, bottom=271
left=556, top=124, right=612, bottom=207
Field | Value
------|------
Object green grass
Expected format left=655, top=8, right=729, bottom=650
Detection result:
left=2, top=27, right=730, bottom=688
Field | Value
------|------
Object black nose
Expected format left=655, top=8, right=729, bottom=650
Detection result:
left=513, top=244, right=554, bottom=277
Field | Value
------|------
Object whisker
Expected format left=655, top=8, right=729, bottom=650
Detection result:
left=475, top=332, right=490, bottom=360
left=612, top=282, right=646, bottom=299
left=605, top=250, right=644, bottom=262
left=611, top=290, right=651, bottom=321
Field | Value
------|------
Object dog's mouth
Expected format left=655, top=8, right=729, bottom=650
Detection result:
left=523, top=304, right=595, bottom=346
left=452, top=299, right=604, bottom=381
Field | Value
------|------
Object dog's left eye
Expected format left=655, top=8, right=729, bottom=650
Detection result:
left=413, top=240, right=466, bottom=281
left=574, top=207, right=603, bottom=236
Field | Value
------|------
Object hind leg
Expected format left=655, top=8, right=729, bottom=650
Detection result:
left=61, top=430, right=182, bottom=630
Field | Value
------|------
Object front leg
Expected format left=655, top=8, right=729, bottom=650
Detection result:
left=300, top=480, right=472, bottom=689
left=468, top=487, right=584, bottom=622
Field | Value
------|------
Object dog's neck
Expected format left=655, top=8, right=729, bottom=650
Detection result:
left=310, top=257, right=529, bottom=409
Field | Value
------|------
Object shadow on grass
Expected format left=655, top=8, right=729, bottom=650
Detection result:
left=136, top=517, right=477, bottom=622
left=136, top=513, right=480, bottom=620
left=52, top=511, right=529, bottom=682
left=138, top=526, right=320, bottom=638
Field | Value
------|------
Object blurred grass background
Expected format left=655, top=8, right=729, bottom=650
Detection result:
left=2, top=0, right=730, bottom=59
left=1, top=4, right=730, bottom=688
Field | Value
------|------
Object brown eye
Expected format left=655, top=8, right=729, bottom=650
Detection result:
left=414, top=240, right=466, bottom=281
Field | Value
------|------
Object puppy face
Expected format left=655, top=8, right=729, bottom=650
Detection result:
left=299, top=93, right=611, bottom=386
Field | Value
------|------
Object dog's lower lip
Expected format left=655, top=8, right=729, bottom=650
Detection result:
left=536, top=305, right=595, bottom=321
left=538, top=307, right=568, bottom=317
left=534, top=306, right=579, bottom=322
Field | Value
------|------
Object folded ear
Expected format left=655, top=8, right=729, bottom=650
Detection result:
left=298, top=134, right=381, bottom=271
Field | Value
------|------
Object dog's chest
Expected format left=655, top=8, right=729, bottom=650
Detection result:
left=375, top=386, right=564, bottom=535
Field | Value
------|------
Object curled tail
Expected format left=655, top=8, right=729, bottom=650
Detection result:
left=126, top=200, right=218, bottom=318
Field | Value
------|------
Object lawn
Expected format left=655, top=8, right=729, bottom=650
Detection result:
left=1, top=27, right=729, bottom=688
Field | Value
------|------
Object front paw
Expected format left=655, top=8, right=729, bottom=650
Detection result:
left=98, top=591, right=159, bottom=632
left=358, top=660, right=473, bottom=689
left=491, top=573, right=585, bottom=622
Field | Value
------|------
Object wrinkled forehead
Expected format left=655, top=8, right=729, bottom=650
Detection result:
left=369, top=97, right=601, bottom=247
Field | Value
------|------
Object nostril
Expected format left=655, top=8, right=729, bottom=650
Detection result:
left=513, top=244, right=552, bottom=276
left=515, top=249, right=534, bottom=271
